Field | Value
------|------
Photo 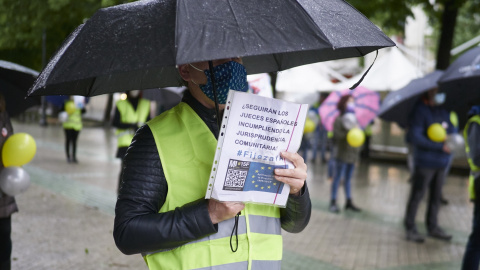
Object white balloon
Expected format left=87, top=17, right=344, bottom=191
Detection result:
left=58, top=111, right=68, bottom=123
left=0, top=167, right=31, bottom=196
left=342, top=113, right=357, bottom=130
left=446, top=133, right=465, bottom=154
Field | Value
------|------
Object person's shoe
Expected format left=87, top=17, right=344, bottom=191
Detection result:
left=440, top=197, right=449, bottom=205
left=329, top=200, right=340, bottom=213
left=345, top=199, right=361, bottom=212
left=67, top=157, right=72, bottom=163
left=405, top=230, right=425, bottom=243
left=428, top=228, right=452, bottom=241
left=72, top=158, right=78, bottom=164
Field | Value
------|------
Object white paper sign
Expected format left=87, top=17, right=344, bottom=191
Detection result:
left=205, top=90, right=308, bottom=207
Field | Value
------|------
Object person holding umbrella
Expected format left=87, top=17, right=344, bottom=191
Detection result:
left=329, top=95, right=362, bottom=213
left=462, top=104, right=480, bottom=270
left=112, top=90, right=151, bottom=192
left=0, top=93, right=17, bottom=270
left=404, top=88, right=454, bottom=243
left=113, top=58, right=311, bottom=269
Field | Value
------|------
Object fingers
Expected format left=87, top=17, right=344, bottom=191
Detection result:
left=208, top=200, right=245, bottom=224
left=274, top=152, right=307, bottom=194
left=280, top=151, right=307, bottom=171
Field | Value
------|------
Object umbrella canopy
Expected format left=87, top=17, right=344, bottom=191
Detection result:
left=29, top=0, right=394, bottom=97
left=319, top=86, right=380, bottom=131
left=439, top=46, right=480, bottom=128
left=0, top=60, right=41, bottom=117
left=378, top=70, right=444, bottom=128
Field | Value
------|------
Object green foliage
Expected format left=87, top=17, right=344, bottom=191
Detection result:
left=424, top=0, right=480, bottom=57
left=0, top=0, right=135, bottom=70
left=348, top=0, right=417, bottom=34
left=349, top=0, right=480, bottom=64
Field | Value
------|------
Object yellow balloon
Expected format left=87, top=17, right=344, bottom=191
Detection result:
left=65, top=100, right=76, bottom=115
left=2, top=133, right=37, bottom=167
left=347, top=128, right=365, bottom=148
left=304, top=118, right=316, bottom=134
left=427, top=123, right=446, bottom=142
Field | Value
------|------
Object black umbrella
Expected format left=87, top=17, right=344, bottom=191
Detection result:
left=0, top=60, right=41, bottom=117
left=28, top=0, right=394, bottom=97
left=439, top=46, right=480, bottom=128
left=378, top=70, right=444, bottom=128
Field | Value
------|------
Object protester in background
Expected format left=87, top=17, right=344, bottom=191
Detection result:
left=114, top=58, right=311, bottom=269
left=62, top=97, right=85, bottom=163
left=112, top=90, right=151, bottom=193
left=440, top=111, right=460, bottom=205
left=329, top=95, right=361, bottom=213
left=461, top=104, right=480, bottom=270
left=404, top=88, right=454, bottom=243
left=0, top=93, right=16, bottom=270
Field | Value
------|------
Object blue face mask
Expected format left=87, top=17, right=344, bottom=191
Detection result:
left=346, top=102, right=355, bottom=113
left=434, top=93, right=446, bottom=105
left=190, top=61, right=248, bottom=104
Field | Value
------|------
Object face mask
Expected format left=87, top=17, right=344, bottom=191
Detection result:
left=190, top=61, right=248, bottom=104
left=129, top=90, right=140, bottom=98
left=434, top=93, right=446, bottom=105
left=346, top=102, right=355, bottom=113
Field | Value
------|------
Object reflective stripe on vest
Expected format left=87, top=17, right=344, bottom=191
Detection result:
left=116, top=98, right=150, bottom=147
left=63, top=109, right=82, bottom=131
left=464, top=115, right=480, bottom=200
left=146, top=102, right=282, bottom=270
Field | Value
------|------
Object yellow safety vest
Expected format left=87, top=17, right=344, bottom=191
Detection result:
left=116, top=98, right=150, bottom=147
left=145, top=102, right=282, bottom=270
left=63, top=101, right=82, bottom=131
left=464, top=115, right=480, bottom=200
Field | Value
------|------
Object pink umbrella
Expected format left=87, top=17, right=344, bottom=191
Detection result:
left=318, top=86, right=380, bottom=131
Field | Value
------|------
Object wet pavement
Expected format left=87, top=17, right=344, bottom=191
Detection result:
left=9, top=119, right=472, bottom=269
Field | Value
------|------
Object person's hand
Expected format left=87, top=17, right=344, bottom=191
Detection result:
left=442, top=143, right=451, bottom=154
left=208, top=200, right=245, bottom=224
left=274, top=151, right=308, bottom=196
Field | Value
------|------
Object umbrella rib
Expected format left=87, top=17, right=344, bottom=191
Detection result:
left=226, top=0, right=248, bottom=56
left=291, top=1, right=334, bottom=48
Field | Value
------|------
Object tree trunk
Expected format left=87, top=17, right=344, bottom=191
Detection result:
left=103, top=94, right=114, bottom=126
left=435, top=0, right=459, bottom=70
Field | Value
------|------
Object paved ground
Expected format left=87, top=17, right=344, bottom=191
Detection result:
left=8, top=119, right=473, bottom=270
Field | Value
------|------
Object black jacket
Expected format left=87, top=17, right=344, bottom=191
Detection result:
left=113, top=92, right=312, bottom=255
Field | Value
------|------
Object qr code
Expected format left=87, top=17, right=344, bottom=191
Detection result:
left=223, top=159, right=250, bottom=191
left=225, top=169, right=248, bottom=188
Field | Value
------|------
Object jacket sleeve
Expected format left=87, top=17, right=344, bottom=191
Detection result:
left=113, top=125, right=217, bottom=255
left=280, top=183, right=312, bottom=233
left=112, top=106, right=137, bottom=130
left=333, top=117, right=347, bottom=143
left=468, top=122, right=480, bottom=169
left=409, top=105, right=444, bottom=151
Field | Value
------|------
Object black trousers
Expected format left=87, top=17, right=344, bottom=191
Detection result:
left=0, top=216, right=12, bottom=270
left=404, top=167, right=444, bottom=232
left=462, top=175, right=480, bottom=270
left=64, top=128, right=80, bottom=160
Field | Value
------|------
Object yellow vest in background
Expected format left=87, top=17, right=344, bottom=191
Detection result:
left=464, top=115, right=480, bottom=200
left=63, top=101, right=82, bottom=131
left=116, top=98, right=150, bottom=147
